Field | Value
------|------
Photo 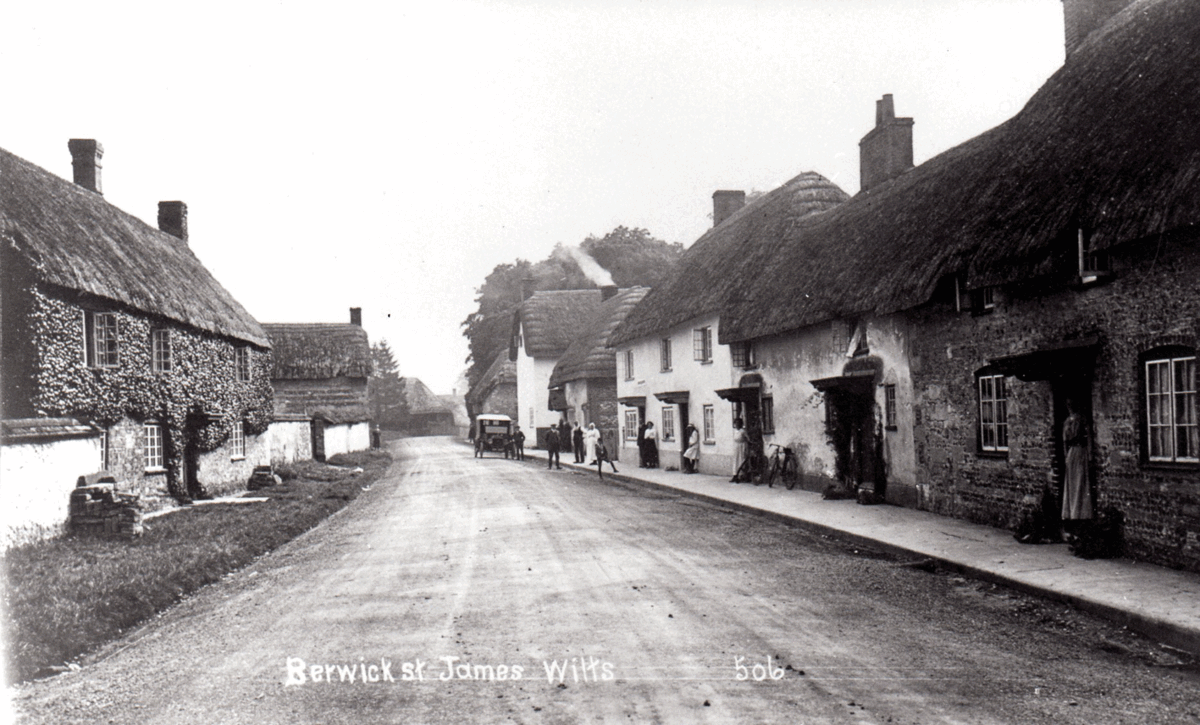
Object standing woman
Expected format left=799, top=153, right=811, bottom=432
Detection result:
left=1061, top=397, right=1093, bottom=538
left=731, top=418, right=747, bottom=482
left=643, top=422, right=658, bottom=468
left=584, top=422, right=601, bottom=465
left=636, top=421, right=648, bottom=468
left=683, top=423, right=700, bottom=473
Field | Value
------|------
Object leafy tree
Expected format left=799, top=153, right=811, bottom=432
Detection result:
left=369, top=339, right=406, bottom=428
left=460, top=226, right=684, bottom=392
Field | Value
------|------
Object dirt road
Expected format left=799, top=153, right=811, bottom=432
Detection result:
left=12, top=437, right=1199, bottom=724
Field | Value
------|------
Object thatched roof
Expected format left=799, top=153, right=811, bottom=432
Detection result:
left=403, top=377, right=451, bottom=415
left=722, top=0, right=1200, bottom=343
left=262, top=323, right=371, bottom=379
left=550, top=287, right=650, bottom=387
left=611, top=172, right=849, bottom=345
left=466, top=350, right=517, bottom=405
left=0, top=147, right=268, bottom=347
left=512, top=289, right=604, bottom=358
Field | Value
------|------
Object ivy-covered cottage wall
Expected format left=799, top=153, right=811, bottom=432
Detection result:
left=28, top=284, right=273, bottom=501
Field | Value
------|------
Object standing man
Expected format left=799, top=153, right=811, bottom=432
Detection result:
left=512, top=425, right=526, bottom=461
left=636, top=420, right=647, bottom=468
left=546, top=425, right=562, bottom=470
left=572, top=422, right=585, bottom=464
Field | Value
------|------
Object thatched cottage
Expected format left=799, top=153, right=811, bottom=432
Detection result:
left=610, top=178, right=848, bottom=474
left=262, top=309, right=372, bottom=461
left=510, top=289, right=603, bottom=448
left=466, top=350, right=518, bottom=423
left=1, top=141, right=273, bottom=541
left=712, top=0, right=1199, bottom=571
left=549, top=286, right=649, bottom=462
left=399, top=377, right=456, bottom=436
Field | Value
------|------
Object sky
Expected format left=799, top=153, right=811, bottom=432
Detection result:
left=3, top=1, right=1065, bottom=395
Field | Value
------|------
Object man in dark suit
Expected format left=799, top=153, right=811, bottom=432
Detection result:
left=546, top=425, right=561, bottom=469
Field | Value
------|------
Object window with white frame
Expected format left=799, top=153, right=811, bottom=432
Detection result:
left=884, top=384, right=897, bottom=429
left=624, top=410, right=639, bottom=440
left=624, top=349, right=635, bottom=380
left=144, top=423, right=165, bottom=471
left=1145, top=351, right=1197, bottom=463
left=703, top=405, right=715, bottom=443
left=85, top=311, right=120, bottom=368
left=731, top=341, right=756, bottom=368
left=978, top=374, right=1009, bottom=452
left=660, top=338, right=672, bottom=372
left=231, top=420, right=246, bottom=459
left=99, top=427, right=109, bottom=470
left=661, top=407, right=676, bottom=441
left=971, top=287, right=996, bottom=315
left=151, top=328, right=171, bottom=373
left=235, top=346, right=251, bottom=382
left=693, top=327, right=712, bottom=363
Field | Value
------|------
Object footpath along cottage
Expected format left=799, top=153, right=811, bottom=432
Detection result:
left=548, top=286, right=649, bottom=461
left=1, top=141, right=273, bottom=542
left=718, top=0, right=1200, bottom=571
left=510, top=288, right=602, bottom=448
left=611, top=178, right=848, bottom=474
left=263, top=309, right=372, bottom=462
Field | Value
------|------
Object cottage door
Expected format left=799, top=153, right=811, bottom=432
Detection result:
left=678, top=404, right=690, bottom=470
left=311, top=419, right=326, bottom=462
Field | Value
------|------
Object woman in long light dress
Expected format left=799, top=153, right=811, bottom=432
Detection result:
left=584, top=423, right=601, bottom=464
left=683, top=424, right=700, bottom=473
left=731, top=418, right=747, bottom=482
left=1061, top=399, right=1093, bottom=532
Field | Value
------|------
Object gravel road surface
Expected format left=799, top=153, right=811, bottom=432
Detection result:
left=12, top=436, right=1199, bottom=724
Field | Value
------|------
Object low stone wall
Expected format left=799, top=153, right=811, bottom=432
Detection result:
left=1, top=433, right=101, bottom=548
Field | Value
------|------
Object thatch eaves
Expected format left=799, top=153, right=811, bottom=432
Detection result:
left=610, top=172, right=849, bottom=346
left=549, top=287, right=650, bottom=388
left=466, top=350, right=517, bottom=405
left=263, top=323, right=371, bottom=379
left=0, top=147, right=268, bottom=348
left=513, top=289, right=604, bottom=358
left=403, top=377, right=451, bottom=415
left=722, top=0, right=1200, bottom=343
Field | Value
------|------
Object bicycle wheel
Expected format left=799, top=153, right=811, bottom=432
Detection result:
left=783, top=455, right=799, bottom=490
left=767, top=456, right=782, bottom=488
left=733, top=457, right=752, bottom=482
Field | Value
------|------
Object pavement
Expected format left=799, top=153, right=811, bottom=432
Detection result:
left=519, top=447, right=1200, bottom=658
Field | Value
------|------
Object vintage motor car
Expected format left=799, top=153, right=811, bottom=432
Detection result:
left=474, top=414, right=514, bottom=457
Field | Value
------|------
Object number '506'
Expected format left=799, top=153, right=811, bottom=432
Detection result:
left=734, top=655, right=785, bottom=681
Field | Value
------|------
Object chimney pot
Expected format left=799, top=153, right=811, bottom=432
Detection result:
left=350, top=307, right=362, bottom=326
left=859, top=95, right=914, bottom=192
left=68, top=139, right=103, bottom=194
left=712, top=190, right=746, bottom=228
left=157, top=201, right=188, bottom=242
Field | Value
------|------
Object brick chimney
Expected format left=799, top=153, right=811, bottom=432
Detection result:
left=521, top=275, right=536, bottom=302
left=712, top=190, right=746, bottom=228
left=600, top=285, right=618, bottom=301
left=1062, top=0, right=1135, bottom=55
left=350, top=307, right=362, bottom=326
left=158, top=201, right=188, bottom=242
left=858, top=94, right=913, bottom=192
left=68, top=139, right=103, bottom=194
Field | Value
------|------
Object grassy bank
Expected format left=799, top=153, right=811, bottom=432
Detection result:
left=3, top=449, right=392, bottom=684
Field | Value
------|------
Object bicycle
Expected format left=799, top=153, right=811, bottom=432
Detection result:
left=765, top=443, right=799, bottom=490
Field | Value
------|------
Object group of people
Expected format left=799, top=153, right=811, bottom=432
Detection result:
left=544, top=420, right=617, bottom=476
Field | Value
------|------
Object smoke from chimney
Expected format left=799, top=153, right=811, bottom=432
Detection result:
left=558, top=245, right=615, bottom=286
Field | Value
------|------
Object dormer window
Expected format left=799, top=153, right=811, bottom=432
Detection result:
left=731, top=341, right=756, bottom=368
left=971, top=287, right=996, bottom=316
left=1077, top=228, right=1112, bottom=286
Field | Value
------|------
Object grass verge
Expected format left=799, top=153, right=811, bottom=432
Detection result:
left=2, top=449, right=392, bottom=685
